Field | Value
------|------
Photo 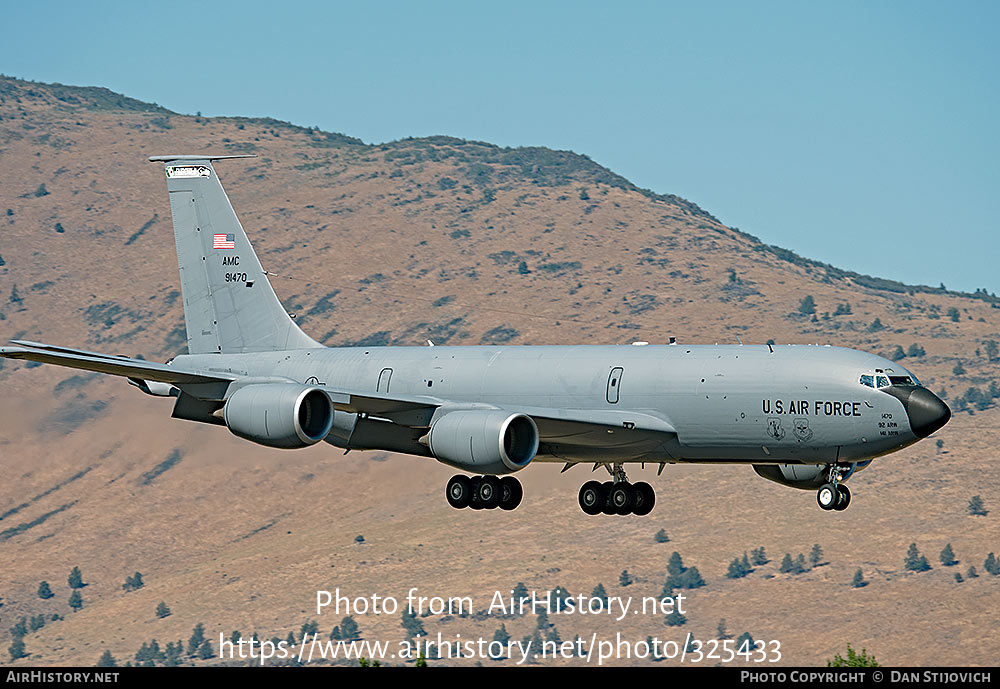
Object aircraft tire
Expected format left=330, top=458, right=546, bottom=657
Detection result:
left=610, top=483, right=636, bottom=515
left=600, top=482, right=617, bottom=515
left=632, top=482, right=655, bottom=516
left=446, top=474, right=473, bottom=509
left=499, top=477, right=523, bottom=511
left=833, top=483, right=852, bottom=511
left=579, top=481, right=604, bottom=515
left=817, top=483, right=839, bottom=511
left=469, top=477, right=485, bottom=509
left=478, top=475, right=502, bottom=509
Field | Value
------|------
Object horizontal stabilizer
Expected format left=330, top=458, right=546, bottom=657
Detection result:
left=147, top=154, right=257, bottom=163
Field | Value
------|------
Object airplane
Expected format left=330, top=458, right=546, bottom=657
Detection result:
left=0, top=154, right=951, bottom=516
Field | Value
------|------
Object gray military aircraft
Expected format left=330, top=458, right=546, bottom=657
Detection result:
left=1, top=155, right=951, bottom=515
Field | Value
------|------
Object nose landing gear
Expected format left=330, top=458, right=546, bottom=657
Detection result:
left=817, top=465, right=853, bottom=511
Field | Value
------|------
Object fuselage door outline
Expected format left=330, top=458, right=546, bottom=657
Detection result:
left=607, top=367, right=624, bottom=404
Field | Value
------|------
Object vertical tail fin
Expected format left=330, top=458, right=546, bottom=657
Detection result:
left=149, top=155, right=321, bottom=354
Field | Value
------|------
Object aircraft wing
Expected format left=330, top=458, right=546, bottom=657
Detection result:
left=0, top=341, right=233, bottom=386
left=517, top=407, right=677, bottom=459
left=2, top=341, right=676, bottom=458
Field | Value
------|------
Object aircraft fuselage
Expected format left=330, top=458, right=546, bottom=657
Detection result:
left=174, top=342, right=929, bottom=465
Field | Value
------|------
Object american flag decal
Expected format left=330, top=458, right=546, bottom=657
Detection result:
left=213, top=233, right=236, bottom=249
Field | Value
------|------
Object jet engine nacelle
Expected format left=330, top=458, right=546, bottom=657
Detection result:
left=428, top=410, right=539, bottom=475
left=753, top=463, right=861, bottom=490
left=223, top=383, right=334, bottom=449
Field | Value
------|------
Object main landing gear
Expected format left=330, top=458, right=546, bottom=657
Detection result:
left=816, top=465, right=852, bottom=512
left=578, top=464, right=655, bottom=516
left=446, top=474, right=523, bottom=511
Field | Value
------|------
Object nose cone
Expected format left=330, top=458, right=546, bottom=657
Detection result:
left=904, top=388, right=951, bottom=438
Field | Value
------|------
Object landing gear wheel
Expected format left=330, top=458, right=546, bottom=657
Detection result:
left=833, top=483, right=852, bottom=511
left=469, top=477, right=485, bottom=509
left=579, top=481, right=605, bottom=515
left=600, top=482, right=617, bottom=515
left=817, top=483, right=839, bottom=511
left=610, top=483, right=637, bottom=515
left=632, top=482, right=655, bottom=516
left=477, top=475, right=501, bottom=509
left=446, top=475, right=473, bottom=509
left=499, top=477, right=523, bottom=511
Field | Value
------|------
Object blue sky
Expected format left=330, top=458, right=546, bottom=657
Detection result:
left=3, top=1, right=997, bottom=294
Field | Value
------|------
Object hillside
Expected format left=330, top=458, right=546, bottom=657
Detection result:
left=0, top=75, right=997, bottom=667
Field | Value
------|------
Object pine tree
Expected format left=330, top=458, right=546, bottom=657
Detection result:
left=10, top=617, right=27, bottom=638
left=810, top=544, right=824, bottom=567
left=779, top=553, right=794, bottom=573
left=340, top=616, right=360, bottom=641
left=493, top=623, right=510, bottom=645
left=197, top=639, right=214, bottom=660
left=904, top=543, right=931, bottom=572
left=683, top=567, right=706, bottom=588
left=536, top=610, right=550, bottom=629
left=551, top=586, right=572, bottom=607
left=664, top=610, right=687, bottom=627
left=164, top=642, right=182, bottom=667
left=954, top=572, right=964, bottom=583
left=9, top=636, right=27, bottom=661
left=654, top=529, right=669, bottom=543
left=940, top=543, right=957, bottom=566
left=156, top=602, right=171, bottom=618
left=68, top=566, right=84, bottom=589
left=798, top=295, right=816, bottom=315
left=827, top=644, right=879, bottom=667
left=301, top=620, right=319, bottom=639
left=187, top=623, right=206, bottom=656
left=667, top=552, right=685, bottom=576
left=401, top=609, right=426, bottom=638
left=37, top=581, right=54, bottom=599
left=68, top=590, right=83, bottom=611
left=984, top=552, right=999, bottom=576
left=726, top=558, right=745, bottom=579
left=123, top=572, right=144, bottom=592
left=735, top=633, right=755, bottom=655
left=591, top=583, right=608, bottom=604
left=619, top=569, right=632, bottom=587
left=97, top=650, right=117, bottom=667
left=967, top=565, right=979, bottom=579
left=968, top=495, right=988, bottom=516
left=852, top=568, right=867, bottom=588
left=512, top=582, right=529, bottom=601
left=751, top=547, right=768, bottom=566
left=794, top=553, right=808, bottom=573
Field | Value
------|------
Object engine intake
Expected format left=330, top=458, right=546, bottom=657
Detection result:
left=428, top=410, right=539, bottom=474
left=223, top=383, right=334, bottom=449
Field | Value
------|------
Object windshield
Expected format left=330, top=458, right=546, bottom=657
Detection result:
left=859, top=369, right=920, bottom=389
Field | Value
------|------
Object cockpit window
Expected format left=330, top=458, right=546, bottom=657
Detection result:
left=889, top=375, right=916, bottom=386
left=860, top=374, right=874, bottom=388
left=876, top=375, right=890, bottom=389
